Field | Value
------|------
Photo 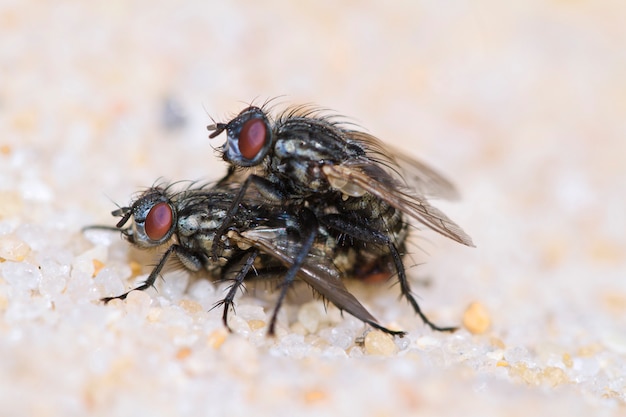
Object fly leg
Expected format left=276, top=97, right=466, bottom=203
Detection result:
left=102, top=244, right=204, bottom=303
left=212, top=249, right=259, bottom=331
left=267, top=209, right=318, bottom=336
left=211, top=174, right=285, bottom=261
left=320, top=214, right=457, bottom=332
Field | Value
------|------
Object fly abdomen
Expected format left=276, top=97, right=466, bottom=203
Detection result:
left=340, top=194, right=408, bottom=245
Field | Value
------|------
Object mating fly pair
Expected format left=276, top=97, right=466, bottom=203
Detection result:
left=93, top=102, right=473, bottom=336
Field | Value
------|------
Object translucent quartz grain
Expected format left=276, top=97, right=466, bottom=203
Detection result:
left=364, top=330, right=398, bottom=356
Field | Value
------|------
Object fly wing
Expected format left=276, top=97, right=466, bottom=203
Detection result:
left=391, top=152, right=461, bottom=200
left=346, top=131, right=460, bottom=200
left=238, top=228, right=382, bottom=328
left=322, top=163, right=475, bottom=247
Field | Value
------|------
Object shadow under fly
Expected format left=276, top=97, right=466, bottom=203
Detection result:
left=85, top=181, right=407, bottom=336
left=207, top=101, right=475, bottom=332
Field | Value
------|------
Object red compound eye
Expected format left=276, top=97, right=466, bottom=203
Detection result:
left=145, top=202, right=173, bottom=241
left=238, top=118, right=267, bottom=160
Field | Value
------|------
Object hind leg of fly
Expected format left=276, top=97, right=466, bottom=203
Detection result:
left=267, top=209, right=318, bottom=336
left=320, top=214, right=456, bottom=332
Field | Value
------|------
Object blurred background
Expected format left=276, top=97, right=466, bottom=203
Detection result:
left=1, top=0, right=625, bottom=415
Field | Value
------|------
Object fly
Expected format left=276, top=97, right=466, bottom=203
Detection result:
left=86, top=183, right=406, bottom=336
left=208, top=102, right=474, bottom=332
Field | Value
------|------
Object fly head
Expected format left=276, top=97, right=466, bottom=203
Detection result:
left=208, top=106, right=273, bottom=167
left=120, top=188, right=177, bottom=248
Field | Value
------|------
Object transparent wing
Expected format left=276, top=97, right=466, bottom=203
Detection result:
left=322, top=163, right=475, bottom=247
left=347, top=131, right=460, bottom=200
left=237, top=228, right=383, bottom=328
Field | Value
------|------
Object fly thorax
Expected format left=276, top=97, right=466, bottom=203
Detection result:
left=177, top=213, right=201, bottom=238
left=178, top=211, right=223, bottom=237
left=272, top=158, right=331, bottom=193
left=176, top=208, right=228, bottom=255
left=273, top=138, right=334, bottom=193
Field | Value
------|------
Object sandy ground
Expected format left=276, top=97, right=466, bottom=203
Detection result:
left=1, top=1, right=625, bottom=416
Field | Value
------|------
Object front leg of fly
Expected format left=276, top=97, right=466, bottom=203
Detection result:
left=210, top=174, right=286, bottom=261
left=101, top=244, right=204, bottom=302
